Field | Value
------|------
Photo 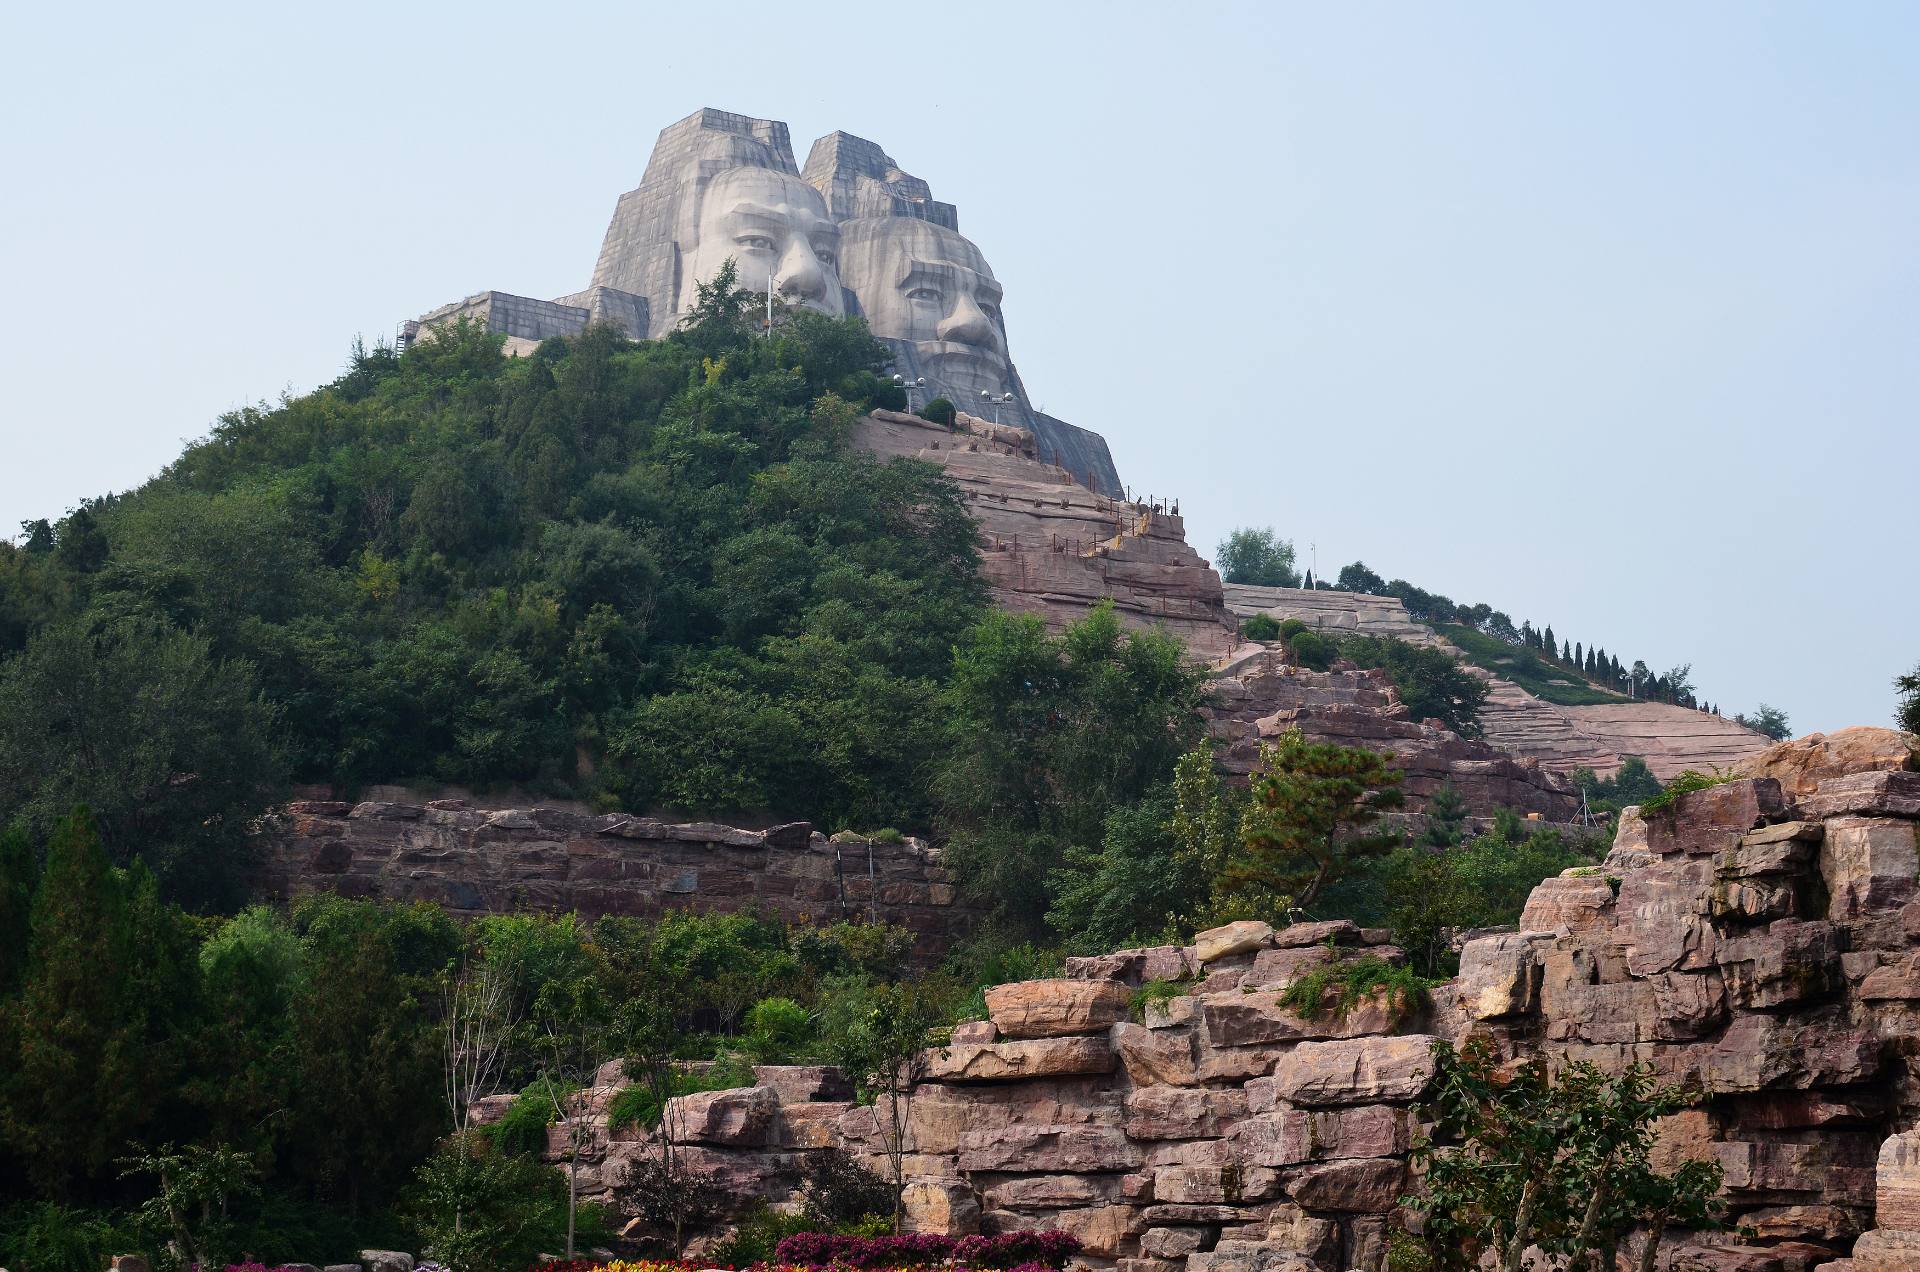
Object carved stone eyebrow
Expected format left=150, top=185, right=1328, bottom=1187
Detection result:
left=901, top=258, right=1001, bottom=304
left=725, top=204, right=839, bottom=244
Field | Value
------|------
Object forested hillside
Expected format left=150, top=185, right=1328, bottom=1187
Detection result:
left=0, top=272, right=989, bottom=906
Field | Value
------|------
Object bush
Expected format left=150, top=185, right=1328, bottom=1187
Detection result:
left=1284, top=628, right=1336, bottom=671
left=1640, top=769, right=1737, bottom=816
left=801, top=1149, right=898, bottom=1227
left=485, top=1077, right=573, bottom=1156
left=918, top=397, right=956, bottom=426
left=1277, top=953, right=1432, bottom=1021
left=1239, top=613, right=1281, bottom=641
left=0, top=1202, right=130, bottom=1272
left=742, top=996, right=814, bottom=1063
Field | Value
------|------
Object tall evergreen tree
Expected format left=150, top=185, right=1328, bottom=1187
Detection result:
left=1543, top=626, right=1557, bottom=657
left=5, top=809, right=145, bottom=1192
left=0, top=824, right=32, bottom=996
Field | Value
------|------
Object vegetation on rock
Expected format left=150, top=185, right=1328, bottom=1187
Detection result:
left=1215, top=526, right=1299, bottom=587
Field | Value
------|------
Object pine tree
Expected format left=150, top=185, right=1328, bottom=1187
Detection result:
left=1574, top=642, right=1584, bottom=674
left=1561, top=639, right=1571, bottom=663
left=1421, top=782, right=1469, bottom=849
left=1544, top=626, right=1557, bottom=658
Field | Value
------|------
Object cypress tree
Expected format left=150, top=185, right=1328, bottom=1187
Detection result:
left=1544, top=626, right=1557, bottom=658
left=0, top=824, right=32, bottom=996
left=1574, top=642, right=1584, bottom=673
left=5, top=808, right=133, bottom=1191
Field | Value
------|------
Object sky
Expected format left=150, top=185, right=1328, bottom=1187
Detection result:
left=0, top=2, right=1913, bottom=734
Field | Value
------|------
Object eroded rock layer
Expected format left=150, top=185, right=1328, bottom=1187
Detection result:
left=525, top=730, right=1920, bottom=1271
left=253, top=800, right=970, bottom=963
left=1205, top=654, right=1579, bottom=821
left=853, top=410, right=1238, bottom=660
left=1222, top=584, right=1771, bottom=781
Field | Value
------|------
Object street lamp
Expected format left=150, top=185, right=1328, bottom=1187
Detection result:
left=893, top=374, right=926, bottom=413
left=979, top=388, right=1016, bottom=425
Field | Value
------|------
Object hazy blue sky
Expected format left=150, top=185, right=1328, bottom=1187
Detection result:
left=2, top=3, right=1913, bottom=733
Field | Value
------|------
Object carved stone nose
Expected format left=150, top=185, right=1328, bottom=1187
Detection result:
left=775, top=240, right=825, bottom=302
left=938, top=292, right=998, bottom=348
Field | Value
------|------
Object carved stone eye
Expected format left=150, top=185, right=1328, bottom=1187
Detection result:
left=906, top=287, right=943, bottom=303
left=737, top=235, right=775, bottom=251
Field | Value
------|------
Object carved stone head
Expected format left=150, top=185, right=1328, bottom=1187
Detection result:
left=836, top=216, right=1013, bottom=401
left=678, top=165, right=843, bottom=319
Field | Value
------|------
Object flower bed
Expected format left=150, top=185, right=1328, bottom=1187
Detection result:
left=771, top=1231, right=1080, bottom=1271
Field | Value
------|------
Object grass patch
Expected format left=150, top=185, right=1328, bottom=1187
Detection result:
left=1437, top=625, right=1630, bottom=706
left=1278, top=953, right=1435, bottom=1022
left=1639, top=768, right=1739, bottom=816
left=1128, top=977, right=1194, bottom=1023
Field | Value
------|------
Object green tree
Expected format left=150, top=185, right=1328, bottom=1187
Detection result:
left=1334, top=561, right=1386, bottom=594
left=0, top=620, right=284, bottom=907
left=406, top=1134, right=576, bottom=1272
left=1733, top=703, right=1791, bottom=741
left=1410, top=1038, right=1724, bottom=1272
left=1420, top=782, right=1468, bottom=848
left=936, top=603, right=1207, bottom=937
left=1896, top=664, right=1919, bottom=734
left=4, top=810, right=196, bottom=1193
left=1214, top=528, right=1300, bottom=587
left=287, top=898, right=457, bottom=1214
left=1335, top=634, right=1489, bottom=737
left=1216, top=729, right=1403, bottom=921
left=818, top=979, right=951, bottom=1233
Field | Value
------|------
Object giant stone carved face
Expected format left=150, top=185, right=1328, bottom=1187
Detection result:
left=677, top=166, right=844, bottom=319
left=837, top=217, right=1013, bottom=399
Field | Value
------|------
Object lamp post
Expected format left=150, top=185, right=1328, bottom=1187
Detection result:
left=893, top=374, right=926, bottom=413
left=979, top=389, right=1016, bottom=425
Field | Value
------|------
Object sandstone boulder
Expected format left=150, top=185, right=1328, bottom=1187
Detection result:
left=1234, top=1105, right=1411, bottom=1167
left=1140, top=1227, right=1209, bottom=1258
left=1187, top=1238, right=1320, bottom=1272
left=1283, top=1157, right=1407, bottom=1212
left=1456, top=931, right=1551, bottom=1019
left=1876, top=1129, right=1920, bottom=1230
left=1735, top=727, right=1919, bottom=797
left=986, top=978, right=1132, bottom=1038
left=1266, top=1036, right=1437, bottom=1107
left=1642, top=779, right=1785, bottom=857
left=957, top=1124, right=1141, bottom=1172
left=901, top=1176, right=980, bottom=1236
left=1821, top=818, right=1918, bottom=918
left=753, top=1064, right=851, bottom=1103
left=924, top=1036, right=1114, bottom=1082
left=359, top=1253, right=412, bottom=1272
left=666, top=1085, right=778, bottom=1146
left=1153, top=1163, right=1279, bottom=1205
left=1125, top=1086, right=1247, bottom=1140
left=1055, top=1204, right=1145, bottom=1256
left=1112, top=1022, right=1199, bottom=1086
left=1194, top=921, right=1275, bottom=963
left=1518, top=873, right=1616, bottom=933
left=1854, top=1228, right=1920, bottom=1272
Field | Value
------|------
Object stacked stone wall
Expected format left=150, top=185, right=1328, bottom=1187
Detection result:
left=253, top=800, right=973, bottom=963
left=525, top=729, right=1920, bottom=1272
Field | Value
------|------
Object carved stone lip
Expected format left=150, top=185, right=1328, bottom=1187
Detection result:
left=910, top=340, right=1011, bottom=374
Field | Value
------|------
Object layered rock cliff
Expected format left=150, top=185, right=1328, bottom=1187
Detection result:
left=529, top=729, right=1920, bottom=1272
left=853, top=411, right=1238, bottom=661
left=1224, top=584, right=1771, bottom=782
left=253, top=800, right=972, bottom=963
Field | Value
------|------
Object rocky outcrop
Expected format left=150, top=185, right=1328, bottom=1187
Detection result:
left=1205, top=653, right=1579, bottom=820
left=1219, top=584, right=1772, bottom=781
left=853, top=410, right=1238, bottom=660
left=253, top=801, right=974, bottom=963
left=527, top=731, right=1920, bottom=1270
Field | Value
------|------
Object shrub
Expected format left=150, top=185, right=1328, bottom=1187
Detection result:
left=1240, top=613, right=1281, bottom=641
left=1639, top=769, right=1737, bottom=816
left=0, top=1202, right=130, bottom=1272
left=742, top=996, right=814, bottom=1064
left=1277, top=953, right=1433, bottom=1021
left=485, top=1076, right=573, bottom=1155
left=801, top=1149, right=897, bottom=1226
left=919, top=397, right=956, bottom=426
left=1128, top=977, right=1192, bottom=1023
left=1285, top=629, right=1336, bottom=671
